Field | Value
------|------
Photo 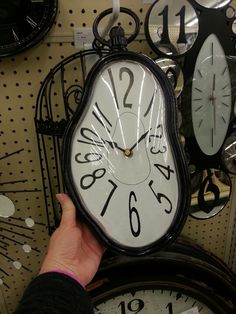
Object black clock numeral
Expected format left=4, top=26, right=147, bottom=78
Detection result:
left=166, top=302, right=173, bottom=314
left=144, top=92, right=155, bottom=118
left=149, top=180, right=172, bottom=214
left=75, top=153, right=102, bottom=164
left=196, top=170, right=220, bottom=214
left=158, top=5, right=187, bottom=45
left=118, top=299, right=144, bottom=314
left=93, top=102, right=113, bottom=134
left=108, top=67, right=135, bottom=110
left=108, top=69, right=120, bottom=110
left=100, top=180, right=118, bottom=217
left=176, top=6, right=187, bottom=44
left=149, top=124, right=163, bottom=141
left=154, top=164, right=174, bottom=180
left=78, top=127, right=105, bottom=147
left=119, top=67, right=134, bottom=109
left=129, top=192, right=141, bottom=237
left=149, top=125, right=167, bottom=154
left=80, top=168, right=106, bottom=190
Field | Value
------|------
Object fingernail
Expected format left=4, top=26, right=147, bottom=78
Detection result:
left=56, top=193, right=66, bottom=203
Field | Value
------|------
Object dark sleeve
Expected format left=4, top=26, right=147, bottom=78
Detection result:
left=14, top=272, right=94, bottom=314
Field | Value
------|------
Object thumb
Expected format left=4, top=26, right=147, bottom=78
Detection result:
left=56, top=193, right=77, bottom=227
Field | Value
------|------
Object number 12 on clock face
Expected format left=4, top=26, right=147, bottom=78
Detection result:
left=63, top=53, right=189, bottom=255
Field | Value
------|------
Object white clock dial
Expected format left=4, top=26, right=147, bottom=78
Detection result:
left=94, top=287, right=214, bottom=314
left=64, top=54, right=189, bottom=255
left=191, top=33, right=231, bottom=156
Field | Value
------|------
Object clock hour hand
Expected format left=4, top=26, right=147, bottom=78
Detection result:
left=106, top=140, right=126, bottom=153
left=129, top=129, right=152, bottom=152
left=211, top=74, right=216, bottom=133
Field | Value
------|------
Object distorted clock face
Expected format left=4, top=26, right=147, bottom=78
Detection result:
left=0, top=0, right=58, bottom=57
left=63, top=52, right=189, bottom=256
left=191, top=33, right=232, bottom=156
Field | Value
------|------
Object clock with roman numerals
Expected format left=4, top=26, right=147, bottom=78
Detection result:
left=0, top=0, right=58, bottom=57
left=62, top=15, right=190, bottom=255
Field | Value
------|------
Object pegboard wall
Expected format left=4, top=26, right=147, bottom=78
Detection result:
left=0, top=0, right=236, bottom=313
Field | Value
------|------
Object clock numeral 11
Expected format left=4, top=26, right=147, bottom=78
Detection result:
left=158, top=5, right=187, bottom=45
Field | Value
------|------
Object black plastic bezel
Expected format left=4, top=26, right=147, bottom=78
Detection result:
left=0, top=0, right=58, bottom=57
left=90, top=254, right=236, bottom=313
left=62, top=50, right=190, bottom=256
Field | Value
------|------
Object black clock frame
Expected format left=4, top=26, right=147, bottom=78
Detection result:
left=0, top=0, right=58, bottom=57
left=89, top=253, right=236, bottom=313
left=62, top=50, right=190, bottom=256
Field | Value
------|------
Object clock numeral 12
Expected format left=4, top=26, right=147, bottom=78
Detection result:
left=108, top=67, right=134, bottom=110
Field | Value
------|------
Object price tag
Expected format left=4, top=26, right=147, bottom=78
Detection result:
left=74, top=28, right=94, bottom=49
left=181, top=307, right=199, bottom=314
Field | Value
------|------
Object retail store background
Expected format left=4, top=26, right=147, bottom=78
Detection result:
left=0, top=0, right=236, bottom=312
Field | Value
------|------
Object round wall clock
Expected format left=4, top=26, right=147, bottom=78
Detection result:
left=0, top=0, right=58, bottom=57
left=89, top=249, right=236, bottom=313
left=62, top=10, right=190, bottom=256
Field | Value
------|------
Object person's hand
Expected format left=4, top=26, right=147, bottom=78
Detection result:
left=39, top=193, right=105, bottom=286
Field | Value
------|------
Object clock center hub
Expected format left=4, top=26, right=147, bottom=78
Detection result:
left=124, top=149, right=133, bottom=158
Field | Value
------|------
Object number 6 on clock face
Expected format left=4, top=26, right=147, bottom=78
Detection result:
left=62, top=52, right=190, bottom=256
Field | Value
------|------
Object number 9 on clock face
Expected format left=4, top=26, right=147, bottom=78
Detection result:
left=62, top=53, right=189, bottom=255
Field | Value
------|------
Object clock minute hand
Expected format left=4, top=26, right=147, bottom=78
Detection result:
left=129, top=129, right=151, bottom=152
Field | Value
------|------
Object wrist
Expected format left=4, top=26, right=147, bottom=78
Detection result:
left=39, top=269, right=84, bottom=287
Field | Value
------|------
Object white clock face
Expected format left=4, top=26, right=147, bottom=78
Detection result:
left=94, top=287, right=214, bottom=314
left=65, top=57, right=188, bottom=253
left=191, top=33, right=231, bottom=156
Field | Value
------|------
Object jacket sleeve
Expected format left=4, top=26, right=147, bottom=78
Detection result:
left=14, top=272, right=94, bottom=314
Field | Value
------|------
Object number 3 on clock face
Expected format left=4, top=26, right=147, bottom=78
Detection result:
left=62, top=52, right=190, bottom=255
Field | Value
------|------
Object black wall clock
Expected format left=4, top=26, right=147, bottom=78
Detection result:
left=62, top=9, right=190, bottom=256
left=89, top=242, right=236, bottom=313
left=0, top=0, right=58, bottom=57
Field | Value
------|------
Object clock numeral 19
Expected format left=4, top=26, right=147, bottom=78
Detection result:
left=129, top=191, right=141, bottom=237
left=158, top=5, right=187, bottom=45
left=118, top=299, right=145, bottom=314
